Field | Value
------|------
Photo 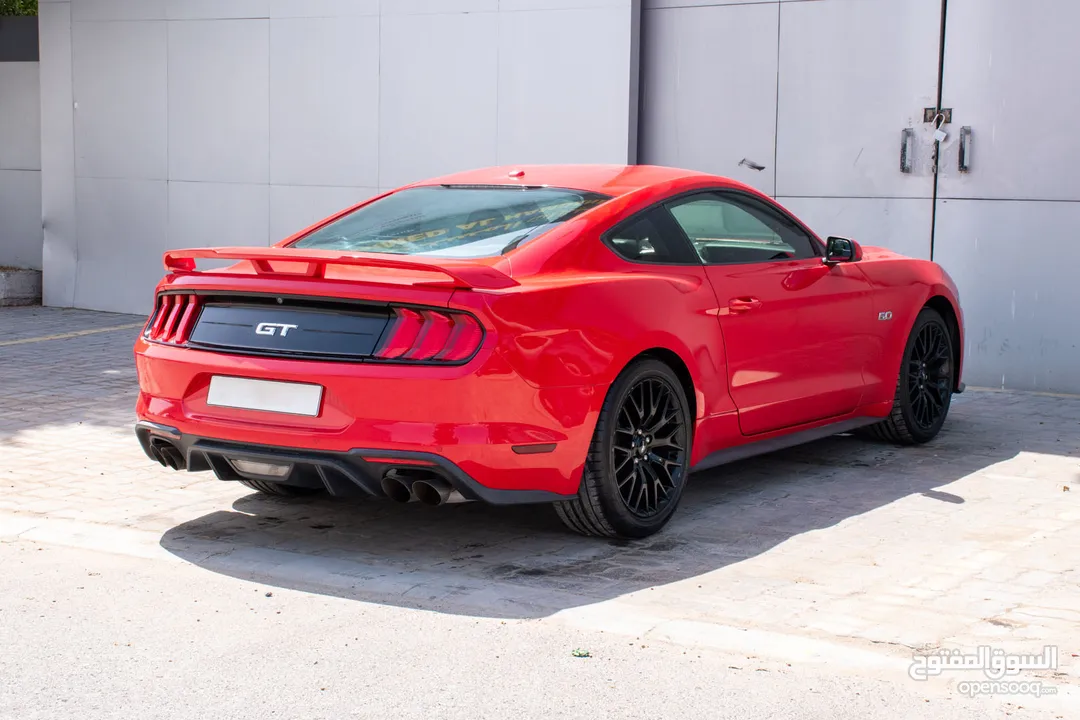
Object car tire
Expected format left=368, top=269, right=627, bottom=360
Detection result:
left=555, top=358, right=692, bottom=539
left=237, top=478, right=320, bottom=497
left=862, top=307, right=955, bottom=445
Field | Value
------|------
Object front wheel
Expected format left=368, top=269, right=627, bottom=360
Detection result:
left=555, top=359, right=692, bottom=539
left=862, top=307, right=954, bottom=445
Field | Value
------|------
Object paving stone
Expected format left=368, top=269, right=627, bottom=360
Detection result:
left=1, top=305, right=1079, bottom=675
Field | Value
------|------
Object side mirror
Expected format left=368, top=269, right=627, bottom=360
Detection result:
left=824, top=236, right=862, bottom=264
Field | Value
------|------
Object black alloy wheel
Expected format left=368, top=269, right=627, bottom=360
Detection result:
left=612, top=377, right=687, bottom=517
left=555, top=359, right=692, bottom=538
left=861, top=307, right=955, bottom=445
left=907, top=318, right=952, bottom=433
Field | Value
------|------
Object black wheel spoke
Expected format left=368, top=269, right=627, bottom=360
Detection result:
left=905, top=319, right=953, bottom=433
left=610, top=374, right=688, bottom=519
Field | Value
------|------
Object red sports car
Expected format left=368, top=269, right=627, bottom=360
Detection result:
left=134, top=165, right=964, bottom=538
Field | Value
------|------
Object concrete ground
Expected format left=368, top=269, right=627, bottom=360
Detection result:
left=1, top=306, right=1078, bottom=719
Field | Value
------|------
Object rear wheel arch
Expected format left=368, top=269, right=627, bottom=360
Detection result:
left=628, top=347, right=698, bottom=427
left=556, top=355, right=694, bottom=538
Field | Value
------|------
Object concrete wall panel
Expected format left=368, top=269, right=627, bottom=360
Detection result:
left=72, top=20, right=167, bottom=180
left=497, top=6, right=636, bottom=165
left=0, top=171, right=43, bottom=270
left=378, top=11, right=499, bottom=188
left=39, top=2, right=77, bottom=295
left=269, top=16, right=380, bottom=187
left=167, top=19, right=270, bottom=184
left=72, top=177, right=167, bottom=314
left=0, top=62, right=41, bottom=171
left=168, top=181, right=270, bottom=250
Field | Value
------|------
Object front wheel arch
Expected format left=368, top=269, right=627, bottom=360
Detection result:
left=924, top=295, right=963, bottom=392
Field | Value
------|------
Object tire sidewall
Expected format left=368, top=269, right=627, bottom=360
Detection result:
left=898, top=308, right=954, bottom=443
left=590, top=359, right=692, bottom=537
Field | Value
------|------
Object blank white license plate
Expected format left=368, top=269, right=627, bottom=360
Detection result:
left=207, top=376, right=323, bottom=417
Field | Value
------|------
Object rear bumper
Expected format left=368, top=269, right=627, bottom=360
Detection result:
left=133, top=338, right=602, bottom=497
left=136, top=421, right=573, bottom=504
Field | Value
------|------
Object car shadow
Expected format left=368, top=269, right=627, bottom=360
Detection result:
left=159, top=391, right=1080, bottom=619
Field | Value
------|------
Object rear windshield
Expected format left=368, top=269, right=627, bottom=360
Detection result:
left=289, top=185, right=610, bottom=258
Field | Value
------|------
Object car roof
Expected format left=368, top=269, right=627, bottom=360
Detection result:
left=413, top=164, right=734, bottom=198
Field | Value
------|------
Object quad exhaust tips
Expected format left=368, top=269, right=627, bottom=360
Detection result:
left=412, top=478, right=453, bottom=506
left=148, top=439, right=186, bottom=471
left=380, top=474, right=415, bottom=504
left=380, top=471, right=466, bottom=506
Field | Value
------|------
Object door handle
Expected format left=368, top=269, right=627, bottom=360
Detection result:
left=958, top=126, right=972, bottom=172
left=900, top=127, right=914, bottom=173
left=728, top=297, right=762, bottom=314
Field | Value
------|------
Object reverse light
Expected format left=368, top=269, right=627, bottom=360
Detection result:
left=145, top=294, right=201, bottom=345
left=229, top=459, right=293, bottom=478
left=375, top=308, right=484, bottom=363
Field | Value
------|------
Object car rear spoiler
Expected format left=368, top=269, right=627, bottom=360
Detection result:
left=163, top=247, right=519, bottom=290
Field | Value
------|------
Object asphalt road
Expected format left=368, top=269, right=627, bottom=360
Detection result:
left=1, top=540, right=1063, bottom=720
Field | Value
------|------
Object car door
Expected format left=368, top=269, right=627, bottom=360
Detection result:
left=665, top=191, right=877, bottom=436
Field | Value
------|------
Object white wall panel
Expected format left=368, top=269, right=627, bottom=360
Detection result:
left=503, top=0, right=631, bottom=9
left=0, top=62, right=41, bottom=171
left=640, top=3, right=778, bottom=194
left=0, top=62, right=43, bottom=271
left=168, top=181, right=270, bottom=250
left=269, top=0, right=378, bottom=18
left=269, top=16, right=379, bottom=187
left=378, top=12, right=499, bottom=188
left=775, top=0, right=940, bottom=199
left=72, top=20, right=167, bottom=180
left=268, top=185, right=377, bottom=243
left=382, top=0, right=498, bottom=15
left=72, top=177, right=167, bottom=314
left=165, top=0, right=269, bottom=20
left=167, top=19, right=270, bottom=184
left=937, top=0, right=1080, bottom=201
left=39, top=1, right=78, bottom=302
left=40, top=1, right=641, bottom=313
left=497, top=6, right=635, bottom=165
left=934, top=199, right=1080, bottom=393
left=70, top=0, right=167, bottom=22
left=644, top=1, right=772, bottom=7
left=776, top=197, right=932, bottom=261
left=0, top=171, right=43, bottom=270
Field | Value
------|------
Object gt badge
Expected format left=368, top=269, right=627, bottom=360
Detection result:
left=878, top=311, right=893, bottom=321
left=255, top=322, right=299, bottom=337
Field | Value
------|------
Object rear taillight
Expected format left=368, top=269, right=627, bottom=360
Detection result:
left=145, top=294, right=201, bottom=345
left=375, top=308, right=484, bottom=363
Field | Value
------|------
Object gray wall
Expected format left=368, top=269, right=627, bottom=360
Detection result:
left=640, top=0, right=1080, bottom=394
left=0, top=18, right=42, bottom=271
left=38, top=0, right=641, bottom=314
left=31, top=0, right=1080, bottom=394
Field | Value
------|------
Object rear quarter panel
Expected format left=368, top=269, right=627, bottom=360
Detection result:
left=474, top=255, right=734, bottom=425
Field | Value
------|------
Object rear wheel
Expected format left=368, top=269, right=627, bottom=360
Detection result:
left=237, top=478, right=320, bottom=497
left=862, top=307, right=954, bottom=445
left=555, top=359, right=692, bottom=539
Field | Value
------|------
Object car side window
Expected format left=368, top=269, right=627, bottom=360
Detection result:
left=605, top=208, right=700, bottom=265
left=666, top=193, right=818, bottom=265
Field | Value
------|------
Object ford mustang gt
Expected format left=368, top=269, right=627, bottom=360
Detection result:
left=134, top=165, right=964, bottom=538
